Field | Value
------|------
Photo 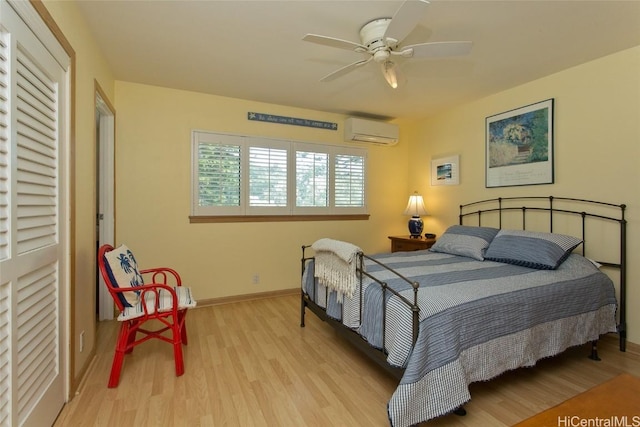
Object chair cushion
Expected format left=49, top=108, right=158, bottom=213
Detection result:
left=103, top=244, right=145, bottom=307
left=118, top=286, right=197, bottom=321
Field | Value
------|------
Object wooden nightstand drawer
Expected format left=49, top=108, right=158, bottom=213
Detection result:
left=388, top=236, right=436, bottom=253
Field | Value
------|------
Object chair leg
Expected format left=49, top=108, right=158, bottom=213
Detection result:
left=108, top=322, right=131, bottom=388
left=172, top=322, right=185, bottom=377
left=180, top=312, right=188, bottom=345
left=182, top=326, right=188, bottom=345
left=174, top=341, right=185, bottom=377
left=125, top=325, right=136, bottom=354
left=108, top=353, right=124, bottom=388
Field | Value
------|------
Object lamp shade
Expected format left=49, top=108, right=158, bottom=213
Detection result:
left=403, top=193, right=428, bottom=217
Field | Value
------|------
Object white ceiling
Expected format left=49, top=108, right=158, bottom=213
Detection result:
left=75, top=0, right=640, bottom=121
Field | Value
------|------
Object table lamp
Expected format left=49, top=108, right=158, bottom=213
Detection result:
left=403, top=191, right=428, bottom=238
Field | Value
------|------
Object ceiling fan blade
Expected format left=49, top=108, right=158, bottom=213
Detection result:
left=320, top=58, right=372, bottom=82
left=383, top=0, right=430, bottom=46
left=402, top=41, right=473, bottom=58
left=303, top=34, right=367, bottom=52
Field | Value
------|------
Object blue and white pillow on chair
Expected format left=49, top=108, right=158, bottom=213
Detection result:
left=104, top=244, right=145, bottom=307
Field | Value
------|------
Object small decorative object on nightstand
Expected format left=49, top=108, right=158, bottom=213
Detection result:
left=388, top=235, right=436, bottom=253
left=403, top=191, right=428, bottom=238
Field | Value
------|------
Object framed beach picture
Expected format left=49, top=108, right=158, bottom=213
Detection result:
left=431, top=155, right=459, bottom=186
left=485, top=99, right=554, bottom=188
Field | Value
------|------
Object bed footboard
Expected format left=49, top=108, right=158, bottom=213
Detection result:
left=299, top=244, right=420, bottom=380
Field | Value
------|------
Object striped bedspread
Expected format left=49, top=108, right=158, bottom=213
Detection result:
left=303, top=249, right=617, bottom=427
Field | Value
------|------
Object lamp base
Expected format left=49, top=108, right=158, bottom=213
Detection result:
left=408, top=216, right=424, bottom=238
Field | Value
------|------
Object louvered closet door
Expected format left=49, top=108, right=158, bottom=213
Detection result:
left=0, top=1, right=68, bottom=426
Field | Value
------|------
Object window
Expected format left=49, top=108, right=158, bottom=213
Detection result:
left=335, top=154, right=365, bottom=207
left=197, top=141, right=241, bottom=208
left=191, top=131, right=367, bottom=219
left=249, top=145, right=288, bottom=208
left=295, top=150, right=328, bottom=207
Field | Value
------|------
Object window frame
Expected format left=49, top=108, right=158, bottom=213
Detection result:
left=191, top=130, right=368, bottom=221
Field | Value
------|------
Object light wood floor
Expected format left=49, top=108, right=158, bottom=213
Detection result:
left=55, top=294, right=640, bottom=426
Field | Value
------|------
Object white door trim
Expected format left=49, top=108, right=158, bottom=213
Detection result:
left=96, top=91, right=115, bottom=321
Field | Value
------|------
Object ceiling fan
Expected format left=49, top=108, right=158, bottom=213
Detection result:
left=302, top=0, right=472, bottom=89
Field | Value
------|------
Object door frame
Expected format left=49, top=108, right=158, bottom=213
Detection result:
left=95, top=83, right=115, bottom=320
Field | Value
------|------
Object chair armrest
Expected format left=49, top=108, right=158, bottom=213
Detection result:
left=139, top=267, right=182, bottom=287
left=109, top=282, right=175, bottom=294
left=111, top=282, right=180, bottom=317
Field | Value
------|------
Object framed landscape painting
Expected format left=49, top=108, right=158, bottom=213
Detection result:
left=486, top=99, right=554, bottom=188
left=431, top=155, right=459, bottom=186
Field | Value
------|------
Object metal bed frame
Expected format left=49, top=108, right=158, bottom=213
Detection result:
left=300, top=249, right=418, bottom=380
left=299, top=196, right=628, bottom=386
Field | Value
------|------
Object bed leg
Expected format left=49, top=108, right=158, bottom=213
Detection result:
left=618, top=322, right=627, bottom=352
left=588, top=340, right=601, bottom=361
left=300, top=293, right=306, bottom=328
left=453, top=406, right=467, bottom=416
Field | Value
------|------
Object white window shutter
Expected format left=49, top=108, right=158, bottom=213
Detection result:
left=249, top=146, right=287, bottom=207
left=192, top=131, right=368, bottom=216
left=296, top=150, right=328, bottom=208
left=334, top=153, right=365, bottom=208
left=197, top=142, right=241, bottom=208
left=192, top=132, right=244, bottom=216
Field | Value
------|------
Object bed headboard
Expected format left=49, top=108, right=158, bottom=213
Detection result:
left=459, top=196, right=627, bottom=351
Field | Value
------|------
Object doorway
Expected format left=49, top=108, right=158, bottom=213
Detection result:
left=95, top=86, right=115, bottom=320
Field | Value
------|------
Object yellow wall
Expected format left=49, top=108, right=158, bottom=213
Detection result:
left=114, top=46, right=639, bottom=347
left=404, top=46, right=640, bottom=344
left=113, top=81, right=409, bottom=302
left=39, top=0, right=640, bottom=397
left=42, top=0, right=116, bottom=381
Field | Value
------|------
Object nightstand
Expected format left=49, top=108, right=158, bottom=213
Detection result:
left=388, top=235, right=436, bottom=253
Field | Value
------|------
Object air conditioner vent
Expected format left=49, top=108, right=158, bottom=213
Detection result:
left=344, top=117, right=399, bottom=145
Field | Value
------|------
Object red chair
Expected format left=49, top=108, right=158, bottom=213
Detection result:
left=98, top=244, right=196, bottom=387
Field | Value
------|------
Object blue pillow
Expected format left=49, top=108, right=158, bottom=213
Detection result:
left=429, top=225, right=500, bottom=260
left=484, top=230, right=583, bottom=270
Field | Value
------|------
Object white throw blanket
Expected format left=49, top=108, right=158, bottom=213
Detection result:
left=311, top=238, right=362, bottom=301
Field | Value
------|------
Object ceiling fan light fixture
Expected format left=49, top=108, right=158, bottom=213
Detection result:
left=382, top=60, right=399, bottom=89
left=302, top=0, right=471, bottom=88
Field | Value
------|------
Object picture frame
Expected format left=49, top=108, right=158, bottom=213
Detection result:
left=485, top=98, right=554, bottom=188
left=431, top=155, right=459, bottom=186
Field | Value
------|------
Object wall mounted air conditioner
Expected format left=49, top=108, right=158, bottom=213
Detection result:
left=344, top=117, right=399, bottom=145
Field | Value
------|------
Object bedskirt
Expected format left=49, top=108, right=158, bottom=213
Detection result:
left=389, top=305, right=616, bottom=426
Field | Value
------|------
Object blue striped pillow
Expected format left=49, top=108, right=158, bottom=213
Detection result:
left=429, top=225, right=500, bottom=260
left=484, top=230, right=583, bottom=270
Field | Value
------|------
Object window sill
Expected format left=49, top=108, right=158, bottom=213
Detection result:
left=189, top=214, right=370, bottom=223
